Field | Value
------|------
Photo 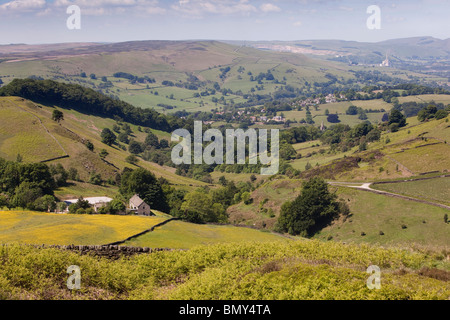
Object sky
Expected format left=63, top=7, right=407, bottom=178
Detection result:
left=0, top=0, right=448, bottom=44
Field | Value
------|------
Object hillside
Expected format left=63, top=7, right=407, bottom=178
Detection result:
left=0, top=40, right=392, bottom=113
left=225, top=113, right=450, bottom=249
left=0, top=96, right=207, bottom=197
left=237, top=37, right=450, bottom=83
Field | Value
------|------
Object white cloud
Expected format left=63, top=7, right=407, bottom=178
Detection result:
left=293, top=20, right=302, bottom=27
left=0, top=0, right=46, bottom=12
left=171, top=0, right=258, bottom=18
left=260, top=3, right=281, bottom=13
left=0, top=0, right=166, bottom=16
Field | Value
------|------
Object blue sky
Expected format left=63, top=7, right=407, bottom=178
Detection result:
left=0, top=0, right=448, bottom=44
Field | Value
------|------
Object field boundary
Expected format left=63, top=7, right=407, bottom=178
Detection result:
left=103, top=217, right=181, bottom=246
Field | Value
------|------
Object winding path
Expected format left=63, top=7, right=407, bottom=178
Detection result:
left=329, top=180, right=450, bottom=211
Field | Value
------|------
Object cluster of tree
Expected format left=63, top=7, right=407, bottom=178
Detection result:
left=0, top=158, right=70, bottom=211
left=280, top=126, right=322, bottom=144
left=219, top=66, right=231, bottom=80
left=345, top=105, right=370, bottom=120
left=113, top=72, right=155, bottom=84
left=0, top=79, right=190, bottom=133
left=251, top=70, right=276, bottom=83
left=172, top=177, right=255, bottom=224
left=397, top=101, right=449, bottom=119
left=417, top=104, right=449, bottom=122
left=320, top=121, right=381, bottom=152
left=275, top=177, right=349, bottom=237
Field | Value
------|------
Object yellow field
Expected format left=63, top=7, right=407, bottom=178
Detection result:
left=0, top=211, right=167, bottom=246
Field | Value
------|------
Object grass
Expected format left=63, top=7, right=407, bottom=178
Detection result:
left=0, top=97, right=66, bottom=162
left=315, top=186, right=450, bottom=249
left=372, top=177, right=450, bottom=206
left=0, top=211, right=168, bottom=246
left=125, top=220, right=288, bottom=249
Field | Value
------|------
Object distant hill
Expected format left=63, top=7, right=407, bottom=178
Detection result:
left=0, top=39, right=404, bottom=113
left=233, top=37, right=450, bottom=81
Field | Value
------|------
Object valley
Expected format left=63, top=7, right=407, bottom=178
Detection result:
left=0, top=38, right=448, bottom=301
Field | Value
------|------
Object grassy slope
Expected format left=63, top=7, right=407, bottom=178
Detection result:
left=125, top=220, right=287, bottom=249
left=315, top=186, right=450, bottom=250
left=227, top=176, right=449, bottom=249
left=371, top=177, right=450, bottom=206
left=0, top=96, right=208, bottom=198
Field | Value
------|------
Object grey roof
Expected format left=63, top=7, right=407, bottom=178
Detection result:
left=129, top=194, right=146, bottom=207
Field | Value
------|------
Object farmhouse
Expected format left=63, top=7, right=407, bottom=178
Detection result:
left=129, top=194, right=152, bottom=216
left=64, top=197, right=113, bottom=213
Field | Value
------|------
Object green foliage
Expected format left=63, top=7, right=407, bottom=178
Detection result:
left=276, top=177, right=343, bottom=237
left=125, top=154, right=139, bottom=165
left=101, top=128, right=116, bottom=146
left=0, top=78, right=189, bottom=133
left=0, top=158, right=61, bottom=209
left=0, top=241, right=447, bottom=300
left=389, top=109, right=407, bottom=128
left=51, top=109, right=64, bottom=123
left=128, top=140, right=143, bottom=154
left=180, top=189, right=227, bottom=224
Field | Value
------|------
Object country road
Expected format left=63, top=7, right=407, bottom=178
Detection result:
left=329, top=181, right=450, bottom=210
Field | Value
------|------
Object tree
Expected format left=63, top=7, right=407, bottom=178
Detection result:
left=85, top=140, right=94, bottom=151
left=125, top=154, right=139, bottom=165
left=435, top=109, right=448, bottom=120
left=89, top=173, right=103, bottom=185
left=144, top=132, right=159, bottom=148
left=389, top=109, right=406, bottom=127
left=99, top=149, right=109, bottom=159
left=52, top=110, right=64, bottom=123
left=327, top=114, right=340, bottom=123
left=346, top=105, right=358, bottom=115
left=159, top=139, right=169, bottom=149
left=10, top=181, right=43, bottom=209
left=128, top=140, right=143, bottom=154
left=180, top=189, right=227, bottom=223
left=275, top=177, right=342, bottom=237
left=118, top=132, right=130, bottom=144
left=101, top=128, right=116, bottom=146
left=32, top=195, right=57, bottom=212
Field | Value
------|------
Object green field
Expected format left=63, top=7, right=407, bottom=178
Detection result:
left=372, top=177, right=450, bottom=206
left=316, top=187, right=450, bottom=249
left=125, top=220, right=287, bottom=249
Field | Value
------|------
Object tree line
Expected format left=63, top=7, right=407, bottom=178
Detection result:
left=0, top=78, right=192, bottom=133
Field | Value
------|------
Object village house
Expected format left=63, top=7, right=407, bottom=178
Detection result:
left=129, top=194, right=153, bottom=216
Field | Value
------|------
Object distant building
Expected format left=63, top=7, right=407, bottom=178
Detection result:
left=64, top=197, right=113, bottom=213
left=380, top=53, right=390, bottom=67
left=129, top=194, right=152, bottom=216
